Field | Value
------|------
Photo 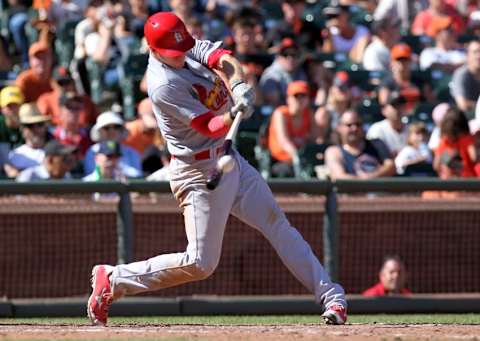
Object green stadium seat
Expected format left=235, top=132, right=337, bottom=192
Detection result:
left=297, top=143, right=330, bottom=179
left=119, top=52, right=148, bottom=120
left=356, top=98, right=383, bottom=125
left=54, top=19, right=80, bottom=68
left=400, top=34, right=433, bottom=55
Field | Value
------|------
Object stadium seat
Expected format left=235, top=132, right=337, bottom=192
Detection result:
left=119, top=52, right=148, bottom=120
left=85, top=58, right=105, bottom=105
left=400, top=34, right=433, bottom=55
left=403, top=162, right=437, bottom=177
left=54, top=19, right=80, bottom=68
left=356, top=97, right=383, bottom=126
left=296, top=143, right=330, bottom=179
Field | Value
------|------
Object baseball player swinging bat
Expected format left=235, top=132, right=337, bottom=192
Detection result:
left=206, top=111, right=244, bottom=190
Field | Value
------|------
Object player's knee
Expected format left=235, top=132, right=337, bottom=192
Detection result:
left=189, top=258, right=218, bottom=280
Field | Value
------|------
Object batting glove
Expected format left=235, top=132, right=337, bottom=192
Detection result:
left=230, top=80, right=255, bottom=109
left=230, top=99, right=254, bottom=121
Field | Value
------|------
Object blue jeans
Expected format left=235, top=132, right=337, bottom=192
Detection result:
left=9, top=12, right=29, bottom=65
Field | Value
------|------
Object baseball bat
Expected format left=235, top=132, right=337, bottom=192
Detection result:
left=206, top=111, right=244, bottom=190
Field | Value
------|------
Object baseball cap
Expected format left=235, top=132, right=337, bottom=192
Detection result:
left=90, top=111, right=127, bottom=141
left=19, top=103, right=51, bottom=125
left=426, top=16, right=452, bottom=37
left=333, top=71, right=350, bottom=89
left=385, top=91, right=407, bottom=106
left=44, top=140, right=77, bottom=156
left=287, top=81, right=309, bottom=96
left=28, top=41, right=51, bottom=58
left=278, top=37, right=298, bottom=54
left=59, top=91, right=84, bottom=111
left=144, top=12, right=195, bottom=57
left=53, top=66, right=73, bottom=84
left=0, top=86, right=24, bottom=107
left=97, top=140, right=122, bottom=157
left=391, top=43, right=412, bottom=61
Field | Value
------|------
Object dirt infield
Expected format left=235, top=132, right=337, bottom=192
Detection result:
left=1, top=324, right=479, bottom=341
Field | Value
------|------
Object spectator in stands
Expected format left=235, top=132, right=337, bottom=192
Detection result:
left=145, top=146, right=171, bottom=181
left=395, top=122, right=433, bottom=175
left=374, top=0, right=428, bottom=33
left=367, top=91, right=409, bottom=157
left=15, top=41, right=54, bottom=103
left=5, top=103, right=51, bottom=178
left=362, top=255, right=411, bottom=296
left=37, top=66, right=99, bottom=128
left=83, top=140, right=125, bottom=181
left=7, top=0, right=31, bottom=67
left=52, top=92, right=93, bottom=157
left=83, top=2, right=137, bottom=90
left=266, top=0, right=324, bottom=53
left=419, top=16, right=466, bottom=72
left=314, top=71, right=354, bottom=142
left=16, top=140, right=76, bottom=181
left=47, top=0, right=84, bottom=32
left=84, top=111, right=142, bottom=178
left=268, top=81, right=315, bottom=177
left=450, top=40, right=480, bottom=113
left=123, top=98, right=159, bottom=156
left=378, top=44, right=424, bottom=111
left=0, top=36, right=14, bottom=73
left=434, top=106, right=479, bottom=177
left=428, top=102, right=450, bottom=150
left=322, top=2, right=370, bottom=59
left=411, top=0, right=465, bottom=38
left=127, top=0, right=149, bottom=39
left=259, top=37, right=308, bottom=107
left=304, top=54, right=334, bottom=107
left=325, top=110, right=395, bottom=180
left=362, top=18, right=401, bottom=72
left=74, top=0, right=105, bottom=61
left=0, top=86, right=25, bottom=174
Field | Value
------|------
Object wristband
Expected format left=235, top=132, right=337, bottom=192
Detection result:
left=230, top=79, right=245, bottom=91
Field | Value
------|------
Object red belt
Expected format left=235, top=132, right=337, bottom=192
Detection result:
left=172, top=146, right=223, bottom=160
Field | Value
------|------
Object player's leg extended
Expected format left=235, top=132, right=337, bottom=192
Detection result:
left=111, top=160, right=240, bottom=296
left=230, top=152, right=347, bottom=314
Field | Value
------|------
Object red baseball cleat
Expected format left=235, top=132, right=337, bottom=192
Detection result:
left=322, top=304, right=347, bottom=325
left=87, top=265, right=114, bottom=326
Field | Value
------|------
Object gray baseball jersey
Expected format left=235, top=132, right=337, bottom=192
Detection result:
left=146, top=39, right=233, bottom=157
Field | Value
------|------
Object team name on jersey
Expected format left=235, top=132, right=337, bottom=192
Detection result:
left=190, top=78, right=229, bottom=111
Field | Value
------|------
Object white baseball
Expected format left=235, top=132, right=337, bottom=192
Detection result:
left=217, top=155, right=235, bottom=173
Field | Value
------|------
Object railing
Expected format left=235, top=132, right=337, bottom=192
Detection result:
left=1, top=178, right=480, bottom=281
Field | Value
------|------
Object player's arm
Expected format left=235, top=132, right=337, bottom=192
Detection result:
left=325, top=146, right=356, bottom=180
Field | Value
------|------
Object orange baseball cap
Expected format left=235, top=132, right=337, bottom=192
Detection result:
left=28, top=41, right=51, bottom=58
left=287, top=81, right=309, bottom=96
left=391, top=43, right=412, bottom=60
left=426, top=16, right=452, bottom=37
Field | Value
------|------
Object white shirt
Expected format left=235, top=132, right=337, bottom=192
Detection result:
left=330, top=25, right=369, bottom=53
left=419, top=47, right=466, bottom=70
left=16, top=164, right=72, bottom=182
left=367, top=119, right=408, bottom=155
left=8, top=144, right=45, bottom=171
left=394, top=143, right=432, bottom=174
left=362, top=37, right=390, bottom=72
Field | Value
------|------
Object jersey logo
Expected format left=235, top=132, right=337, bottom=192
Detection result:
left=190, top=78, right=229, bottom=111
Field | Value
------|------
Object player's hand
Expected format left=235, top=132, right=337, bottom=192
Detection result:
left=230, top=80, right=255, bottom=109
left=230, top=99, right=254, bottom=120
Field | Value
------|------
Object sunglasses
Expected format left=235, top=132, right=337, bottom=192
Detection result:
left=293, top=93, right=308, bottom=99
left=102, top=125, right=122, bottom=131
left=342, top=122, right=361, bottom=128
left=23, top=122, right=46, bottom=129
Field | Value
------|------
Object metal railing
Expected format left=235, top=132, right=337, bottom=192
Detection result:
left=1, top=178, right=480, bottom=280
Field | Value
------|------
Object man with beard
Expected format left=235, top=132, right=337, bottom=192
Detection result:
left=325, top=110, right=395, bottom=180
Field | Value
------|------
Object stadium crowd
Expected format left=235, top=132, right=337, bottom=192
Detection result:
left=2, top=0, right=480, bottom=184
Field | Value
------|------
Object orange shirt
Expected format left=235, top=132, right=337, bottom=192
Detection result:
left=435, top=133, right=478, bottom=177
left=268, top=105, right=311, bottom=162
left=37, top=90, right=99, bottom=128
left=411, top=8, right=465, bottom=37
left=15, top=69, right=53, bottom=102
left=123, top=119, right=156, bottom=155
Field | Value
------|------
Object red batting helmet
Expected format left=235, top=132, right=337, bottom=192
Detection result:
left=144, top=12, right=195, bottom=57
